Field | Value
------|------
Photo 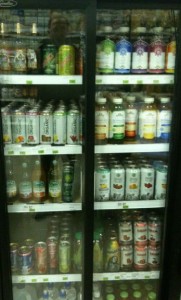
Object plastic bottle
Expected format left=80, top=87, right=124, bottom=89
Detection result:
left=59, top=232, right=71, bottom=273
left=13, top=22, right=27, bottom=74
left=77, top=285, right=82, bottom=300
left=13, top=284, right=38, bottom=300
left=47, top=282, right=59, bottom=299
left=114, top=27, right=132, bottom=73
left=48, top=159, right=62, bottom=202
left=106, top=294, right=115, bottom=300
left=104, top=230, right=120, bottom=272
left=165, top=34, right=176, bottom=73
left=132, top=290, right=143, bottom=299
left=95, top=97, right=109, bottom=145
left=156, top=97, right=172, bottom=142
left=93, top=290, right=103, bottom=300
left=19, top=162, right=32, bottom=202
left=109, top=98, right=125, bottom=144
left=97, top=37, right=115, bottom=74
left=125, top=96, right=138, bottom=141
left=32, top=159, right=46, bottom=203
left=73, top=231, right=82, bottom=272
left=93, top=231, right=103, bottom=272
left=139, top=97, right=157, bottom=142
left=131, top=27, right=149, bottom=73
left=64, top=282, right=77, bottom=300
left=5, top=158, right=17, bottom=202
left=27, top=23, right=40, bottom=74
left=56, top=289, right=66, bottom=300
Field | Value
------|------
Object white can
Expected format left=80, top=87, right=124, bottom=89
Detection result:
left=134, top=215, right=148, bottom=246
left=40, top=108, right=53, bottom=144
left=120, top=244, right=133, bottom=271
left=155, top=165, right=168, bottom=199
left=53, top=104, right=67, bottom=145
left=118, top=219, right=133, bottom=244
left=125, top=164, right=140, bottom=200
left=26, top=108, right=40, bottom=145
left=95, top=164, right=110, bottom=201
left=110, top=164, right=125, bottom=200
left=140, top=164, right=155, bottom=200
left=148, top=213, right=162, bottom=245
left=67, top=104, right=80, bottom=144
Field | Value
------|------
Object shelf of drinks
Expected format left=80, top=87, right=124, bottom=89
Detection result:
left=95, top=143, right=169, bottom=154
left=93, top=271, right=160, bottom=281
left=4, top=145, right=82, bottom=156
left=7, top=202, right=82, bottom=213
left=95, top=74, right=174, bottom=85
left=94, top=200, right=165, bottom=210
left=12, top=274, right=82, bottom=284
left=0, top=75, right=83, bottom=85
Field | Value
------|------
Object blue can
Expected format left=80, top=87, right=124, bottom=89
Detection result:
left=114, top=37, right=132, bottom=74
left=18, top=245, right=33, bottom=275
left=10, top=243, right=19, bottom=274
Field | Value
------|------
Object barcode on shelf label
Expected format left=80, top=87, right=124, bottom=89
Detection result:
left=137, top=80, right=143, bottom=84
left=114, top=275, right=120, bottom=280
left=31, top=278, right=37, bottom=283
left=26, top=80, right=33, bottom=85
left=38, top=150, right=44, bottom=154
left=7, top=151, right=14, bottom=155
left=117, top=202, right=123, bottom=208
left=29, top=206, right=36, bottom=212
left=144, top=275, right=150, bottom=279
left=43, top=278, right=49, bottom=282
left=103, top=277, right=108, bottom=281
left=69, top=79, right=76, bottom=84
left=123, top=203, right=129, bottom=209
left=52, top=150, right=59, bottom=154
left=63, top=277, right=68, bottom=281
left=20, top=151, right=26, bottom=155
left=153, top=80, right=159, bottom=84
left=123, top=80, right=129, bottom=84
left=19, top=279, right=26, bottom=283
left=96, top=79, right=103, bottom=84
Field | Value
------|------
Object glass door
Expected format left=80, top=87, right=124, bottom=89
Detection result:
left=93, top=7, right=179, bottom=300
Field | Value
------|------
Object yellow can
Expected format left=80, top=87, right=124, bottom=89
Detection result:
left=58, top=45, right=75, bottom=75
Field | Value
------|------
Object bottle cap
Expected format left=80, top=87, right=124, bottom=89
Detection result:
left=133, top=291, right=142, bottom=298
left=160, top=97, right=170, bottom=103
left=127, top=96, right=136, bottom=102
left=96, top=97, right=107, bottom=104
left=120, top=291, right=129, bottom=298
left=119, top=26, right=129, bottom=33
left=148, top=291, right=157, bottom=300
left=134, top=26, right=147, bottom=33
left=153, top=27, right=163, bottom=34
left=106, top=294, right=115, bottom=300
left=112, top=98, right=123, bottom=104
left=144, top=97, right=154, bottom=104
left=103, top=26, right=112, bottom=33
left=94, top=291, right=101, bottom=298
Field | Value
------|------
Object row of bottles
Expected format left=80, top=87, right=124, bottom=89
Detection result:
left=6, top=156, right=81, bottom=203
left=95, top=95, right=172, bottom=144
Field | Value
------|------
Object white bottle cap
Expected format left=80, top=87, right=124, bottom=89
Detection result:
left=160, top=97, right=170, bottom=103
left=144, top=97, right=154, bottom=103
left=94, top=291, right=101, bottom=298
left=119, top=26, right=129, bottom=33
left=103, top=26, right=112, bottom=33
left=134, top=27, right=147, bottom=34
left=96, top=97, right=107, bottom=104
left=153, top=27, right=163, bottom=34
left=127, top=96, right=136, bottom=101
left=112, top=98, right=123, bottom=104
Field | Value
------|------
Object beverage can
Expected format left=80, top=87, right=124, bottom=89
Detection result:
left=155, top=164, right=168, bottom=199
left=120, top=244, right=133, bottom=271
left=35, top=242, right=47, bottom=274
left=53, top=104, right=67, bottom=145
left=62, top=162, right=74, bottom=202
left=125, top=164, right=140, bottom=200
left=148, top=244, right=160, bottom=270
left=18, top=245, right=33, bottom=275
left=58, top=45, right=75, bottom=75
left=47, top=236, right=58, bottom=274
left=10, top=243, right=19, bottom=274
left=134, top=244, right=148, bottom=271
left=1, top=105, right=12, bottom=144
left=40, top=107, right=53, bottom=144
left=59, top=234, right=71, bottom=273
left=118, top=216, right=133, bottom=245
left=12, top=105, right=26, bottom=144
left=13, top=46, right=27, bottom=74
left=26, top=107, right=40, bottom=145
left=148, top=213, right=162, bottom=245
left=110, top=164, right=125, bottom=201
left=42, top=44, right=56, bottom=75
left=140, top=164, right=155, bottom=200
left=95, top=164, right=110, bottom=201
left=104, top=235, right=120, bottom=272
left=134, top=215, right=148, bottom=246
left=67, top=104, right=79, bottom=144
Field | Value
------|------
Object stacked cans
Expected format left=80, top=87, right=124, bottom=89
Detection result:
left=94, top=155, right=168, bottom=201
left=1, top=100, right=83, bottom=146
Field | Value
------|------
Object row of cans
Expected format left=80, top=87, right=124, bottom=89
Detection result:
left=2, top=100, right=84, bottom=145
left=94, top=156, right=168, bottom=201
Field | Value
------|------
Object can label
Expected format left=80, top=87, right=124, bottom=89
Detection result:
left=125, top=167, right=140, bottom=200
left=18, top=246, right=33, bottom=275
left=26, top=112, right=40, bottom=145
left=134, top=245, right=148, bottom=271
left=155, top=166, right=167, bottom=199
left=120, top=245, right=133, bottom=270
left=95, top=167, right=110, bottom=201
left=13, top=48, right=27, bottom=73
left=35, top=242, right=47, bottom=274
left=110, top=167, right=125, bottom=200
left=140, top=166, right=155, bottom=200
left=12, top=114, right=26, bottom=144
left=67, top=110, right=79, bottom=144
left=43, top=45, right=56, bottom=75
left=148, top=245, right=160, bottom=270
left=118, top=221, right=133, bottom=244
left=40, top=113, right=53, bottom=144
left=2, top=113, right=12, bottom=144
left=62, top=165, right=74, bottom=202
left=33, top=181, right=46, bottom=198
left=48, top=180, right=61, bottom=198
left=53, top=111, right=67, bottom=145
left=59, top=240, right=71, bottom=273
left=134, top=221, right=148, bottom=246
left=115, top=39, right=132, bottom=73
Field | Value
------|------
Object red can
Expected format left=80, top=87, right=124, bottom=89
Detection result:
left=134, top=214, right=148, bottom=246
left=35, top=242, right=47, bottom=274
left=47, top=236, right=58, bottom=274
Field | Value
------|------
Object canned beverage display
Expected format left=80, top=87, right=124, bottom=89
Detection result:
left=140, top=164, right=155, bottom=200
left=26, top=107, right=40, bottom=145
left=67, top=104, right=80, bottom=144
left=134, top=244, right=148, bottom=271
left=148, top=213, right=162, bottom=246
left=95, top=164, right=110, bottom=201
left=148, top=244, right=160, bottom=270
left=110, top=164, right=125, bottom=201
left=155, top=165, right=168, bottom=199
left=40, top=107, right=53, bottom=144
left=53, top=103, right=67, bottom=145
left=134, top=215, right=148, bottom=246
left=120, top=244, right=133, bottom=271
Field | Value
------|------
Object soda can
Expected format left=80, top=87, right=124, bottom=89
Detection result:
left=42, top=44, right=56, bottom=75
left=53, top=104, right=67, bottom=145
left=95, top=164, right=110, bottom=201
left=110, top=164, right=125, bottom=201
left=120, top=244, right=133, bottom=271
left=18, top=245, right=33, bottom=275
left=67, top=104, right=80, bottom=144
left=47, top=236, right=58, bottom=274
left=10, top=243, right=19, bottom=274
left=134, top=244, right=148, bottom=271
left=148, top=213, right=162, bottom=246
left=35, top=241, right=47, bottom=274
left=1, top=105, right=12, bottom=144
left=155, top=165, right=168, bottom=199
left=125, top=164, right=140, bottom=200
left=26, top=107, right=40, bottom=145
left=118, top=214, right=133, bottom=245
left=59, top=234, right=71, bottom=273
left=62, top=162, right=74, bottom=202
left=148, top=244, right=160, bottom=270
left=40, top=107, right=53, bottom=144
left=140, top=164, right=155, bottom=200
left=58, top=45, right=75, bottom=75
left=12, top=105, right=26, bottom=144
left=134, top=215, right=148, bottom=246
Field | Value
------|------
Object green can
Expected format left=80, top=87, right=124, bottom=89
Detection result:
left=62, top=162, right=74, bottom=202
left=42, top=44, right=57, bottom=75
left=58, top=45, right=75, bottom=75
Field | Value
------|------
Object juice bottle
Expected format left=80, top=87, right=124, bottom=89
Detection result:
left=93, top=231, right=103, bottom=272
left=139, top=97, right=157, bottom=143
left=5, top=158, right=17, bottom=203
left=156, top=97, right=172, bottom=142
left=19, top=162, right=32, bottom=202
left=104, top=230, right=120, bottom=272
left=48, top=159, right=62, bottom=202
left=98, top=37, right=115, bottom=74
left=109, top=98, right=125, bottom=144
left=165, top=35, right=176, bottom=74
left=125, top=96, right=138, bottom=141
left=32, top=159, right=46, bottom=202
left=95, top=97, right=109, bottom=145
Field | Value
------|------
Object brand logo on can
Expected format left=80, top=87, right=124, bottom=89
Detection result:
left=0, top=0, right=17, bottom=7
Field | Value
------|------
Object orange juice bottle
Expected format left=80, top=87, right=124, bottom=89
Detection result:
left=139, top=97, right=157, bottom=143
left=165, top=35, right=176, bottom=74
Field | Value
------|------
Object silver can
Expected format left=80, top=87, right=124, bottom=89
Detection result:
left=40, top=107, right=53, bottom=144
left=53, top=104, right=67, bottom=145
left=67, top=104, right=80, bottom=144
left=125, top=164, right=140, bottom=200
left=26, top=107, right=40, bottom=145
left=140, top=164, right=155, bottom=200
left=110, top=164, right=125, bottom=201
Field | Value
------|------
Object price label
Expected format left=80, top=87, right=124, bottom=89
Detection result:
left=7, top=150, right=14, bottom=155
left=103, top=277, right=108, bottom=281
left=117, top=202, right=123, bottom=208
left=26, top=80, right=33, bottom=85
left=96, top=79, right=102, bottom=84
left=29, top=206, right=36, bottom=212
left=52, top=150, right=59, bottom=154
left=69, top=79, right=76, bottom=84
left=43, top=278, right=49, bottom=282
left=31, top=278, right=37, bottom=283
left=153, top=80, right=159, bottom=84
left=137, top=80, right=143, bottom=84
left=123, top=203, right=129, bottom=209
left=144, top=275, right=150, bottom=279
left=20, top=151, right=26, bottom=155
left=123, top=80, right=129, bottom=84
left=19, top=279, right=26, bottom=283
left=114, top=275, right=120, bottom=280
left=38, top=150, right=44, bottom=154
left=63, top=277, right=68, bottom=281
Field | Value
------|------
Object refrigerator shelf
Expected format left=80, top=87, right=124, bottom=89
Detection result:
left=95, top=143, right=169, bottom=154
left=0, top=75, right=83, bottom=85
left=93, top=271, right=160, bottom=281
left=94, top=200, right=165, bottom=210
left=96, top=74, right=174, bottom=85
left=12, top=274, right=82, bottom=284
left=8, top=203, right=82, bottom=213
left=4, top=144, right=82, bottom=156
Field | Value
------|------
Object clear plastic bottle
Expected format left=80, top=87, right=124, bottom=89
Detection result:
left=32, top=159, right=46, bottom=203
left=93, top=231, right=103, bottom=272
left=95, top=97, right=109, bottom=145
left=56, top=289, right=66, bottom=300
left=64, top=282, right=77, bottom=300
left=131, top=27, right=148, bottom=74
left=139, top=97, right=157, bottom=142
left=19, top=162, right=32, bottom=202
left=125, top=96, right=138, bottom=141
left=109, top=98, right=125, bottom=144
left=5, top=158, right=17, bottom=203
left=165, top=34, right=176, bottom=74
left=48, top=159, right=62, bottom=202
left=97, top=37, right=115, bottom=74
left=73, top=231, right=82, bottom=272
left=156, top=97, right=172, bottom=142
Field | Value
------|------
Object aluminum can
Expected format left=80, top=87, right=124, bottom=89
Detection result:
left=148, top=213, right=162, bottom=246
left=42, top=44, right=56, bottom=75
left=140, top=164, right=155, bottom=200
left=62, top=162, right=74, bottom=202
left=95, top=164, right=110, bottom=201
left=120, top=244, right=133, bottom=271
left=134, top=214, right=148, bottom=246
left=53, top=104, right=67, bottom=145
left=155, top=164, right=168, bottom=199
left=24, top=238, right=35, bottom=265
left=12, top=105, right=26, bottom=144
left=1, top=105, right=12, bottom=144
left=13, top=45, right=27, bottom=74
left=18, top=245, right=33, bottom=275
left=58, top=45, right=75, bottom=75
left=59, top=234, right=71, bottom=273
left=10, top=243, right=19, bottom=274
left=110, top=164, right=125, bottom=201
left=118, top=213, right=133, bottom=245
left=67, top=104, right=80, bottom=144
left=134, top=244, right=148, bottom=271
left=40, top=107, right=53, bottom=144
left=125, top=164, right=140, bottom=200
left=148, top=244, right=160, bottom=270
left=35, top=241, right=47, bottom=274
left=26, top=107, right=40, bottom=145
left=47, top=236, right=58, bottom=274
